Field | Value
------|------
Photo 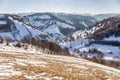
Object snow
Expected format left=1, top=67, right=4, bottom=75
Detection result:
left=44, top=24, right=61, bottom=34
left=49, top=55, right=120, bottom=74
left=26, top=14, right=51, bottom=27
left=0, top=43, right=44, bottom=55
left=85, top=44, right=120, bottom=59
left=40, top=54, right=120, bottom=75
left=0, top=32, right=14, bottom=40
left=15, top=59, right=47, bottom=67
left=14, top=20, right=30, bottom=38
left=23, top=24, right=43, bottom=37
left=104, top=36, right=120, bottom=41
left=0, top=16, right=47, bottom=41
left=33, top=14, right=51, bottom=19
left=90, top=19, right=97, bottom=23
left=60, top=38, right=88, bottom=52
left=27, top=15, right=74, bottom=30
left=0, top=21, right=7, bottom=25
left=0, top=43, right=47, bottom=78
left=85, top=44, right=119, bottom=60
left=0, top=15, right=5, bottom=18
left=60, top=37, right=120, bottom=61
left=65, top=20, right=74, bottom=24
left=0, top=64, right=21, bottom=76
left=23, top=14, right=77, bottom=41
left=57, top=22, right=75, bottom=29
left=67, top=64, right=88, bottom=69
left=15, top=60, right=27, bottom=66
left=24, top=72, right=63, bottom=80
left=80, top=21, right=88, bottom=27
left=43, top=24, right=65, bottom=40
left=13, top=19, right=42, bottom=38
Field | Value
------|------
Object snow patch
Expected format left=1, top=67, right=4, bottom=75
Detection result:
left=80, top=21, right=88, bottom=27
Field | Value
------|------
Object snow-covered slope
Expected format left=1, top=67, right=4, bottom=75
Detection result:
left=60, top=15, right=120, bottom=65
left=22, top=13, right=77, bottom=41
left=0, top=43, right=120, bottom=80
left=0, top=14, right=51, bottom=41
left=53, top=13, right=98, bottom=27
left=104, top=36, right=120, bottom=41
left=94, top=13, right=119, bottom=21
left=17, top=12, right=120, bottom=42
left=21, top=13, right=99, bottom=41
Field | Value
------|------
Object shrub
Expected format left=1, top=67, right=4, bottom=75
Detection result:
left=13, top=42, right=21, bottom=47
left=21, top=36, right=70, bottom=56
left=0, top=37, right=3, bottom=43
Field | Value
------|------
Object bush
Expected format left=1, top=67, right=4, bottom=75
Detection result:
left=0, top=37, right=3, bottom=43
left=13, top=42, right=21, bottom=47
left=6, top=42, right=9, bottom=46
left=85, top=57, right=120, bottom=69
left=21, top=36, right=70, bottom=56
left=5, top=37, right=13, bottom=42
left=88, top=48, right=102, bottom=54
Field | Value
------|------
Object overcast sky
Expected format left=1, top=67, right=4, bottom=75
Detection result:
left=0, top=0, right=120, bottom=14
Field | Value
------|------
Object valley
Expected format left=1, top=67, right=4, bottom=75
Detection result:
left=0, top=12, right=120, bottom=80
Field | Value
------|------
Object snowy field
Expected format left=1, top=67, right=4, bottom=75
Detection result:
left=60, top=38, right=120, bottom=62
left=0, top=43, right=120, bottom=80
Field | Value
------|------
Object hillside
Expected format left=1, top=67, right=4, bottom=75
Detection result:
left=94, top=13, right=119, bottom=21
left=0, top=43, right=120, bottom=80
left=91, top=15, right=120, bottom=40
left=60, top=15, right=120, bottom=68
left=0, top=14, right=51, bottom=41
left=21, top=13, right=99, bottom=41
left=1, top=13, right=118, bottom=42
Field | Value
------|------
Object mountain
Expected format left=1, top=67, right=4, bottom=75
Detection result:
left=91, top=15, right=120, bottom=40
left=0, top=43, right=120, bottom=79
left=53, top=13, right=98, bottom=29
left=21, top=13, right=99, bottom=41
left=94, top=13, right=119, bottom=21
left=22, top=13, right=75, bottom=41
left=1, top=13, right=119, bottom=42
left=21, top=12, right=120, bottom=42
left=0, top=14, right=51, bottom=41
left=67, top=15, right=120, bottom=40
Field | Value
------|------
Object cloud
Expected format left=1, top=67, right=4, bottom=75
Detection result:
left=0, top=0, right=120, bottom=14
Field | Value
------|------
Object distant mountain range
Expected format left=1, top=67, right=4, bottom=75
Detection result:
left=21, top=13, right=119, bottom=41
left=0, top=13, right=119, bottom=41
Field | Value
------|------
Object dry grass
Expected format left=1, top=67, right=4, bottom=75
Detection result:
left=0, top=51, right=120, bottom=80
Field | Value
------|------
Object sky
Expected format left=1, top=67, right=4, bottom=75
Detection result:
left=0, top=0, right=120, bottom=14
